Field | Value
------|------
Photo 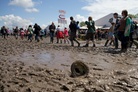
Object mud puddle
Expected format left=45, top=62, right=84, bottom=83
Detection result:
left=10, top=50, right=73, bottom=70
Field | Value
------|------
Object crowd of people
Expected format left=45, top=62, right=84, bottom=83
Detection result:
left=1, top=9, right=138, bottom=53
left=0, top=23, right=46, bottom=42
left=104, top=10, right=138, bottom=52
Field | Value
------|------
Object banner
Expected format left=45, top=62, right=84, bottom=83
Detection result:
left=58, top=19, right=67, bottom=24
left=58, top=10, right=67, bottom=24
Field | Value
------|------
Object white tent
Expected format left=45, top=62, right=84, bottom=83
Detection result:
left=95, top=13, right=116, bottom=29
left=79, top=26, right=88, bottom=30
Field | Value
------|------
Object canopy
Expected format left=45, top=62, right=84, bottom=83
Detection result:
left=79, top=26, right=88, bottom=30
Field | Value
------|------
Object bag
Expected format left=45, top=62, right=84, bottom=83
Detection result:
left=27, top=31, right=30, bottom=34
left=131, top=21, right=137, bottom=31
left=132, top=31, right=138, bottom=39
left=133, top=22, right=137, bottom=29
left=3, top=30, right=6, bottom=34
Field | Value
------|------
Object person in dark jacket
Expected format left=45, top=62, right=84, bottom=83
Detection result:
left=49, top=22, right=56, bottom=43
left=113, top=13, right=120, bottom=49
left=14, top=26, right=19, bottom=39
left=1, top=26, right=7, bottom=39
left=129, top=16, right=137, bottom=48
left=69, top=16, right=80, bottom=47
left=34, top=23, right=41, bottom=42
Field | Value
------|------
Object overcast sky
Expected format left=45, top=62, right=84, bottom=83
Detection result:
left=0, top=0, right=138, bottom=29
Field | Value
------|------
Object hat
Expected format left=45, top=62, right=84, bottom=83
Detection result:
left=113, top=13, right=118, bottom=15
left=109, top=18, right=113, bottom=23
left=109, top=18, right=115, bottom=23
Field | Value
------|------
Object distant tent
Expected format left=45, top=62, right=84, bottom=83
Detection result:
left=95, top=13, right=117, bottom=29
left=79, top=26, right=88, bottom=30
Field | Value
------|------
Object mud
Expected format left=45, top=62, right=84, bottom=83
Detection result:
left=0, top=36, right=138, bottom=92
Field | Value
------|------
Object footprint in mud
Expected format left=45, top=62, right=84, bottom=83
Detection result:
left=114, top=70, right=127, bottom=76
left=93, top=67, right=103, bottom=71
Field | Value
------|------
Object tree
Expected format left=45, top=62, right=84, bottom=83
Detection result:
left=128, top=14, right=138, bottom=18
left=135, top=13, right=138, bottom=18
left=80, top=21, right=86, bottom=27
left=128, top=14, right=136, bottom=18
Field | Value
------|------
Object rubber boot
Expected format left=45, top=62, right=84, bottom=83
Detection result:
left=104, top=40, right=109, bottom=46
left=93, top=44, right=96, bottom=47
left=129, top=41, right=133, bottom=48
left=109, top=40, right=113, bottom=45
left=83, top=44, right=89, bottom=47
left=71, top=41, right=74, bottom=46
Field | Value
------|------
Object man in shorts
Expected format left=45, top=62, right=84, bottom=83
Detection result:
left=83, top=16, right=96, bottom=47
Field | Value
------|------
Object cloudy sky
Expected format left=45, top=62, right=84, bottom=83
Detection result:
left=0, top=0, right=138, bottom=29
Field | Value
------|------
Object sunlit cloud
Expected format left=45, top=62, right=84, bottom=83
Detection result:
left=9, top=0, right=34, bottom=8
left=0, top=14, right=33, bottom=28
left=25, top=8, right=39, bottom=13
left=9, top=0, right=40, bottom=13
left=82, top=0, right=138, bottom=20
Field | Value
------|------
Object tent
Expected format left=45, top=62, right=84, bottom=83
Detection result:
left=95, top=13, right=116, bottom=29
left=79, top=26, right=88, bottom=30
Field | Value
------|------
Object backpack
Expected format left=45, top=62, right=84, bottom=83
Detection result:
left=131, top=21, right=137, bottom=32
left=37, top=25, right=41, bottom=31
left=133, top=22, right=137, bottom=29
left=3, top=29, right=7, bottom=34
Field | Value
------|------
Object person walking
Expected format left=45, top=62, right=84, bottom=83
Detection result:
left=40, top=29, right=45, bottom=40
left=1, top=26, right=7, bottom=39
left=27, top=25, right=33, bottom=42
left=118, top=10, right=131, bottom=52
left=56, top=25, right=64, bottom=43
left=113, top=13, right=120, bottom=49
left=64, top=27, right=70, bottom=44
left=129, top=16, right=137, bottom=48
left=83, top=16, right=96, bottom=47
left=34, top=23, right=41, bottom=42
left=49, top=22, right=56, bottom=43
left=69, top=16, right=80, bottom=47
left=56, top=25, right=60, bottom=43
left=20, top=28, right=25, bottom=40
left=14, top=26, right=19, bottom=39
left=104, top=18, right=115, bottom=47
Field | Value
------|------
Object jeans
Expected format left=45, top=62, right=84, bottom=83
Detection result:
left=35, top=34, right=39, bottom=42
left=114, top=36, right=118, bottom=48
left=118, top=31, right=129, bottom=50
left=28, top=34, right=32, bottom=41
left=50, top=32, right=54, bottom=43
left=14, top=33, right=18, bottom=39
left=2, top=33, right=6, bottom=39
left=129, top=32, right=134, bottom=47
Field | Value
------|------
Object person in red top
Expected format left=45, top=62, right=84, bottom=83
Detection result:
left=56, top=25, right=64, bottom=43
left=63, top=27, right=69, bottom=44
left=20, top=28, right=25, bottom=40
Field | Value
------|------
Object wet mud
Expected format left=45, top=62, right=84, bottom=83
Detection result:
left=0, top=36, right=138, bottom=92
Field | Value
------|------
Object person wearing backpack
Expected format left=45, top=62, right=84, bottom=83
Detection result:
left=113, top=13, right=121, bottom=49
left=69, top=16, right=80, bottom=47
left=1, top=26, right=7, bottom=39
left=34, top=23, right=41, bottom=42
left=83, top=16, right=96, bottom=47
left=129, top=16, right=137, bottom=47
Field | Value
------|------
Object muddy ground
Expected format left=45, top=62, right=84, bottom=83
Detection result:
left=0, top=36, right=138, bottom=92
